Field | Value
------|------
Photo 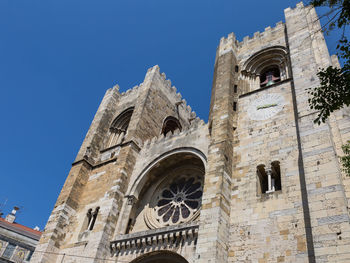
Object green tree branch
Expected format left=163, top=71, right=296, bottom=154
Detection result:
left=308, top=0, right=350, bottom=175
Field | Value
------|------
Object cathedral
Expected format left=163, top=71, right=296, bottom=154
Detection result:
left=31, top=2, right=350, bottom=263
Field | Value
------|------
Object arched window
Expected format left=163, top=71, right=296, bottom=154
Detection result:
left=126, top=152, right=205, bottom=233
left=81, top=207, right=100, bottom=232
left=107, top=107, right=134, bottom=148
left=241, top=46, right=289, bottom=92
left=161, top=116, right=182, bottom=136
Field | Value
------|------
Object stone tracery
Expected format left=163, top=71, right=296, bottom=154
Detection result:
left=155, top=176, right=202, bottom=224
left=145, top=166, right=204, bottom=229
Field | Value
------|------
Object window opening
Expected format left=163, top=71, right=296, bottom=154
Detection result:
left=260, top=66, right=281, bottom=87
left=26, top=251, right=34, bottom=261
left=235, top=65, right=239, bottom=73
left=86, top=207, right=99, bottom=231
left=162, top=116, right=182, bottom=136
left=3, top=243, right=16, bottom=259
left=108, top=107, right=134, bottom=148
left=234, top=85, right=238, bottom=93
left=271, top=161, right=281, bottom=191
left=85, top=208, right=92, bottom=230
left=257, top=161, right=281, bottom=194
left=233, top=102, right=237, bottom=111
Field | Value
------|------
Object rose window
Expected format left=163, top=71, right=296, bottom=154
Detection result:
left=144, top=167, right=204, bottom=228
left=156, top=177, right=202, bottom=224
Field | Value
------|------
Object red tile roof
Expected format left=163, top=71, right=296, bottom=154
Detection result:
left=0, top=217, right=41, bottom=240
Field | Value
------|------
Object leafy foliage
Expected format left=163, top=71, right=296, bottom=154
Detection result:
left=308, top=1, right=350, bottom=175
left=308, top=39, right=350, bottom=124
left=308, top=1, right=350, bottom=124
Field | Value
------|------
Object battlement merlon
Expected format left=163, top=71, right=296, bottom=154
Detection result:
left=217, top=32, right=239, bottom=57
left=284, top=1, right=305, bottom=14
left=239, top=21, right=285, bottom=46
left=114, top=65, right=202, bottom=132
left=74, top=84, right=121, bottom=163
left=285, top=1, right=332, bottom=68
left=220, top=2, right=308, bottom=50
left=142, top=65, right=200, bottom=121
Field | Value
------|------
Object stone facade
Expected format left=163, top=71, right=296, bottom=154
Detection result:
left=31, top=2, right=350, bottom=263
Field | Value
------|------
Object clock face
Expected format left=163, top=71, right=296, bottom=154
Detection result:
left=247, top=93, right=285, bottom=121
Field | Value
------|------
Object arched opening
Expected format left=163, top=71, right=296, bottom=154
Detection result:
left=257, top=164, right=268, bottom=195
left=259, top=65, right=281, bottom=87
left=241, top=46, right=289, bottom=92
left=107, top=107, right=134, bottom=148
left=271, top=160, right=281, bottom=191
left=126, top=150, right=205, bottom=233
left=130, top=251, right=189, bottom=263
left=257, top=161, right=281, bottom=195
left=161, top=116, right=182, bottom=136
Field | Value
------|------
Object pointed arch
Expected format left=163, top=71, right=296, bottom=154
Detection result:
left=161, top=116, right=182, bottom=136
left=107, top=107, right=134, bottom=148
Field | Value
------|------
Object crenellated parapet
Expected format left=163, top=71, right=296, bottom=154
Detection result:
left=284, top=1, right=305, bottom=14
left=120, top=84, right=140, bottom=97
left=239, top=21, right=284, bottom=47
left=147, top=65, right=199, bottom=122
left=117, top=65, right=200, bottom=131
left=217, top=32, right=239, bottom=57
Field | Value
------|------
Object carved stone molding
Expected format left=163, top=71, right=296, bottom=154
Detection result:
left=110, top=223, right=198, bottom=255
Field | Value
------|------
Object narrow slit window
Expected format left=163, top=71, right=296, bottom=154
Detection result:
left=233, top=102, right=237, bottom=111
left=235, top=65, right=239, bottom=73
left=234, top=85, right=238, bottom=93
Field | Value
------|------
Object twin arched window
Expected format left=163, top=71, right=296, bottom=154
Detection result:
left=107, top=107, right=134, bottom=148
left=107, top=109, right=181, bottom=148
left=161, top=116, right=182, bottom=136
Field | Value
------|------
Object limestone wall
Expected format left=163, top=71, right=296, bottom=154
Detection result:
left=229, top=81, right=308, bottom=263
left=285, top=3, right=350, bottom=262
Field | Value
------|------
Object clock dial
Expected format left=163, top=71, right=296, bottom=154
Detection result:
left=247, top=93, right=285, bottom=121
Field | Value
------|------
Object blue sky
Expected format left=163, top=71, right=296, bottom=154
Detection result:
left=0, top=0, right=341, bottom=230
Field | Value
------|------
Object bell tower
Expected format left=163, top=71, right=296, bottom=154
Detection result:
left=31, top=65, right=198, bottom=263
